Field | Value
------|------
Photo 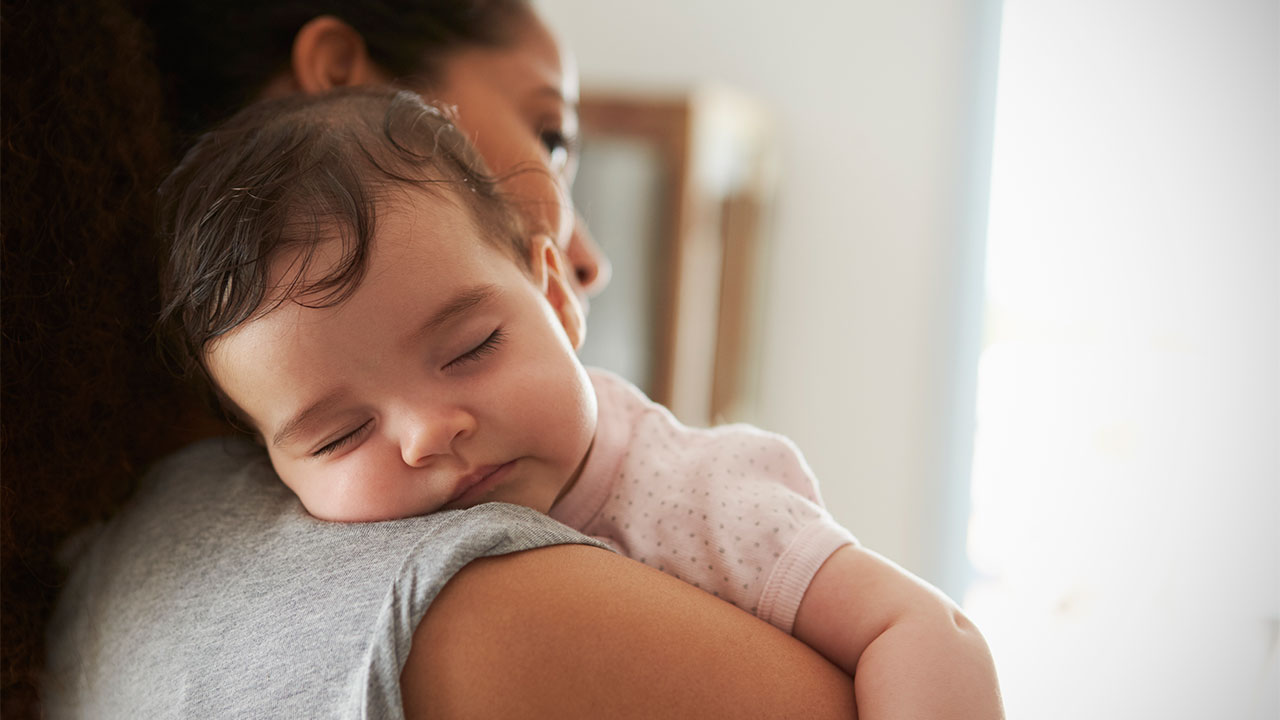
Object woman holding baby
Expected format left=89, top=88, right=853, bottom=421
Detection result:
left=7, top=0, right=999, bottom=717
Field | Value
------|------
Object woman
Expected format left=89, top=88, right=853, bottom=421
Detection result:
left=25, top=1, right=858, bottom=716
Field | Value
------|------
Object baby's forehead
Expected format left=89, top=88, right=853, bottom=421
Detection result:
left=262, top=184, right=522, bottom=308
left=263, top=185, right=487, bottom=297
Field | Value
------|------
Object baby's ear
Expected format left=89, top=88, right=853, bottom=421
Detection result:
left=289, top=16, right=388, bottom=94
left=529, top=235, right=585, bottom=349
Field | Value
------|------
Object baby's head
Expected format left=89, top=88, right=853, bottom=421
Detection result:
left=159, top=87, right=597, bottom=522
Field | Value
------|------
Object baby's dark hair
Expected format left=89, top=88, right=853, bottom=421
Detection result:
left=157, top=86, right=527, bottom=408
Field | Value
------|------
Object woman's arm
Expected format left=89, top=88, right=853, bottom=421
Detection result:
left=403, top=544, right=858, bottom=719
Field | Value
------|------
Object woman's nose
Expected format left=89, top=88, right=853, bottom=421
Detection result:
left=400, top=405, right=475, bottom=468
left=566, top=212, right=610, bottom=297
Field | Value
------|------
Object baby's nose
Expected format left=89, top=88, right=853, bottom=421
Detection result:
left=400, top=406, right=475, bottom=467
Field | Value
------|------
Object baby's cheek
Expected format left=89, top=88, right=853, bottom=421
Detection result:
left=288, top=457, right=400, bottom=523
left=274, top=461, right=316, bottom=507
left=549, top=366, right=597, bottom=471
left=325, top=461, right=415, bottom=522
left=294, top=474, right=360, bottom=522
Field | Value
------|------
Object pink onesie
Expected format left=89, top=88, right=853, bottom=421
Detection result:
left=549, top=368, right=856, bottom=634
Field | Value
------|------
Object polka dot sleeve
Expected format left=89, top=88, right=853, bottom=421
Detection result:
left=552, top=369, right=856, bottom=635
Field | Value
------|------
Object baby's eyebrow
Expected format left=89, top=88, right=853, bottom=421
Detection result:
left=272, top=390, right=348, bottom=449
left=405, top=284, right=499, bottom=346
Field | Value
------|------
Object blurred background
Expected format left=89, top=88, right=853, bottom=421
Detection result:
left=538, top=0, right=1278, bottom=717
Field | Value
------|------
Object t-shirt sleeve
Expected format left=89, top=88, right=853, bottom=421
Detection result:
left=44, top=437, right=610, bottom=720
left=575, top=414, right=855, bottom=636
left=354, top=503, right=611, bottom=719
left=709, top=427, right=856, bottom=635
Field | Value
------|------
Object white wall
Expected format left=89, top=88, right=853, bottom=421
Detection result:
left=539, top=0, right=1000, bottom=587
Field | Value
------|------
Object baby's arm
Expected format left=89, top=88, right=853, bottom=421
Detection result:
left=792, top=545, right=1004, bottom=719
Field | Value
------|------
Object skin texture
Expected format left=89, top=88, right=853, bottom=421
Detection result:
left=402, top=544, right=859, bottom=720
left=206, top=194, right=595, bottom=522
left=793, top=545, right=1006, bottom=719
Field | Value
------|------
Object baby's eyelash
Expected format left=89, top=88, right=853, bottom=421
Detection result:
left=312, top=420, right=372, bottom=458
left=444, top=327, right=506, bottom=371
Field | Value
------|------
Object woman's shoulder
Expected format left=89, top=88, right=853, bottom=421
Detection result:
left=44, top=438, right=604, bottom=719
left=133, top=434, right=286, bottom=515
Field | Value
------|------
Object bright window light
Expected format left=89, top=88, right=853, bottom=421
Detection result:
left=963, top=1, right=1278, bottom=718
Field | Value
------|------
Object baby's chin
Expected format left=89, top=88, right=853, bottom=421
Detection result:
left=304, top=507, right=400, bottom=524
left=294, top=494, right=425, bottom=524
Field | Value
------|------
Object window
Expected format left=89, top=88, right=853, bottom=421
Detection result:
left=964, top=2, right=1278, bottom=717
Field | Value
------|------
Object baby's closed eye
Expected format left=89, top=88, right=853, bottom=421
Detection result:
left=312, top=419, right=373, bottom=458
left=443, top=327, right=506, bottom=371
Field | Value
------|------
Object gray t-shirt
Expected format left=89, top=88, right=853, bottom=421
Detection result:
left=44, top=437, right=608, bottom=719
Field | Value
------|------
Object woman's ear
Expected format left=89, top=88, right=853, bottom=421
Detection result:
left=529, top=235, right=586, bottom=350
left=290, top=16, right=389, bottom=94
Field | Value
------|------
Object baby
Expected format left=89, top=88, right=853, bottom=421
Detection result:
left=159, top=87, right=1002, bottom=718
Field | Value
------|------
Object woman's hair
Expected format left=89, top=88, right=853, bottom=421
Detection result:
left=137, top=0, right=531, bottom=150
left=157, top=87, right=527, bottom=419
left=1, top=0, right=184, bottom=714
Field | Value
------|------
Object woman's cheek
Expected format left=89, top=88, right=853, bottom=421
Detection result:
left=553, top=178, right=576, bottom=250
left=507, top=170, right=570, bottom=241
